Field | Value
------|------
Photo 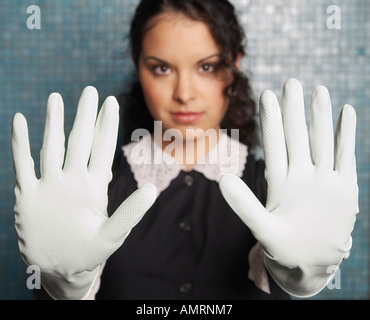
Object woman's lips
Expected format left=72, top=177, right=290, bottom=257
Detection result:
left=170, top=112, right=204, bottom=124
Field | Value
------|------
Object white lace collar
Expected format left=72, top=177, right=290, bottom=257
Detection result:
left=122, top=131, right=248, bottom=196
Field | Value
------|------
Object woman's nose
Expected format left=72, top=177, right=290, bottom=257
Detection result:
left=173, top=72, right=196, bottom=105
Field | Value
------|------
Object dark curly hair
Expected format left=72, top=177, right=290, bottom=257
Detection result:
left=120, top=0, right=259, bottom=150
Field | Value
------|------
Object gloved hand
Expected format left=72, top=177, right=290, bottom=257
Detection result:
left=11, top=86, right=157, bottom=300
left=219, top=78, right=358, bottom=297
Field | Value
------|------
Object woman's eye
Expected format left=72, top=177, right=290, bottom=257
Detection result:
left=153, top=65, right=171, bottom=75
left=200, top=63, right=215, bottom=73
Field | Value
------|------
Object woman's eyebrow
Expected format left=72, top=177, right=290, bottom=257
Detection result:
left=197, top=53, right=221, bottom=64
left=143, top=56, right=168, bottom=64
left=143, top=53, right=221, bottom=65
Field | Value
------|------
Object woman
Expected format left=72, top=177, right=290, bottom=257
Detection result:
left=12, top=0, right=358, bottom=300
left=97, top=0, right=287, bottom=300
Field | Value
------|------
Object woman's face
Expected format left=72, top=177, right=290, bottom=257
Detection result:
left=137, top=12, right=234, bottom=141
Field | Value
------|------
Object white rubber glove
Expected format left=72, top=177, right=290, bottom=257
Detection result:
left=11, top=86, right=157, bottom=300
left=219, top=78, right=358, bottom=298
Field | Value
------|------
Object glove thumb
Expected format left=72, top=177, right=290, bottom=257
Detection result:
left=100, top=183, right=157, bottom=248
left=219, top=174, right=270, bottom=235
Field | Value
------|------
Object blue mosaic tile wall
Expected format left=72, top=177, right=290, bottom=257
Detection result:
left=0, top=0, right=368, bottom=299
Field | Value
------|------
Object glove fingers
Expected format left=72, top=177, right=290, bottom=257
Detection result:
left=100, top=183, right=157, bottom=247
left=282, top=78, right=312, bottom=168
left=309, top=86, right=334, bottom=169
left=63, top=86, right=99, bottom=171
left=11, top=113, right=37, bottom=190
left=219, top=174, right=270, bottom=234
left=40, top=93, right=66, bottom=178
left=88, top=96, right=119, bottom=181
left=334, top=104, right=357, bottom=174
left=259, top=89, right=288, bottom=183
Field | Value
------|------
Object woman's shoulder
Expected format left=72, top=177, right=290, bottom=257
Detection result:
left=111, top=136, right=146, bottom=178
left=107, top=148, right=137, bottom=215
left=111, top=148, right=131, bottom=179
left=242, top=149, right=267, bottom=205
left=243, top=149, right=265, bottom=177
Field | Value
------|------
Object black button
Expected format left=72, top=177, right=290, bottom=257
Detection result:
left=179, top=221, right=192, bottom=231
left=184, top=175, right=194, bottom=186
left=179, top=283, right=192, bottom=294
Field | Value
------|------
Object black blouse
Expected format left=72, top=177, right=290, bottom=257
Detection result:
left=95, top=152, right=290, bottom=300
